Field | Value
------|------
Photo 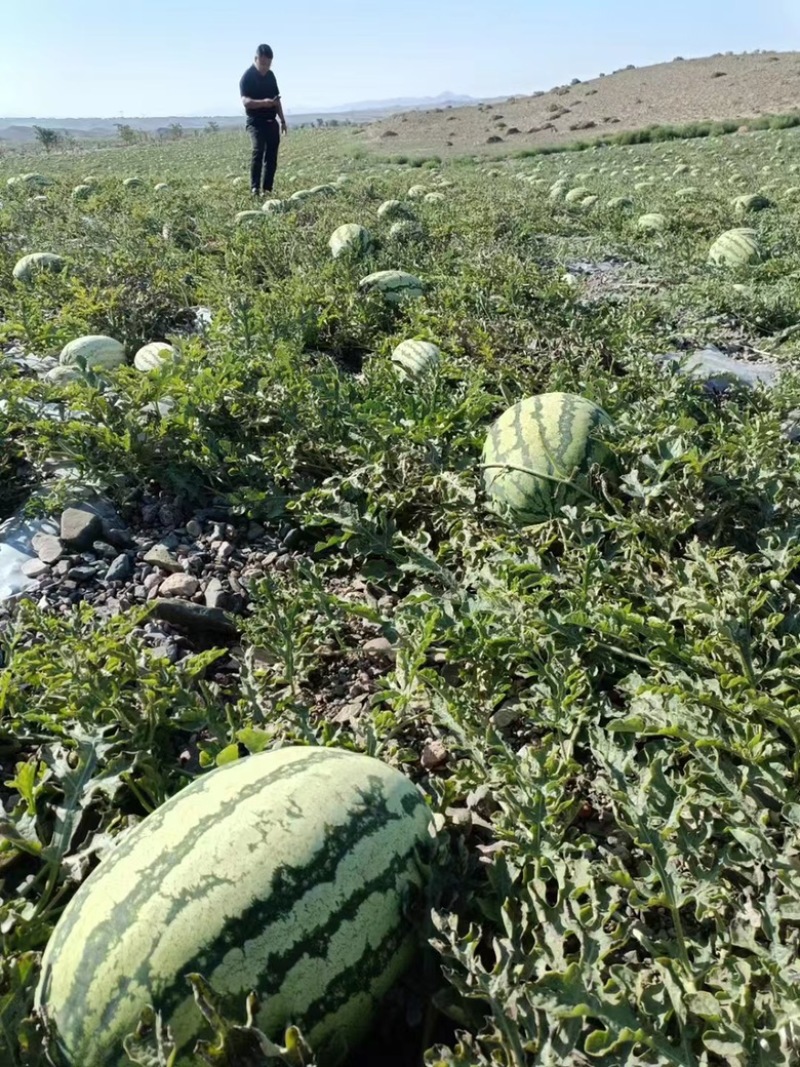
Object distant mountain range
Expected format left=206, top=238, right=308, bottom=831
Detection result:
left=0, top=92, right=496, bottom=144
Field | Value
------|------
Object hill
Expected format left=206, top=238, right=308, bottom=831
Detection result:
left=362, top=50, right=800, bottom=156
left=0, top=95, right=493, bottom=145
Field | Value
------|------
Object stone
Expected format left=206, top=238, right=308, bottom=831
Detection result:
left=159, top=573, right=200, bottom=599
left=152, top=599, right=238, bottom=636
left=68, top=565, right=99, bottom=582
left=106, top=553, right=134, bottom=582
left=32, top=533, right=64, bottom=565
left=60, top=507, right=102, bottom=550
left=185, top=519, right=203, bottom=539
left=247, top=522, right=265, bottom=541
left=217, top=541, right=235, bottom=561
left=363, top=636, right=396, bottom=661
left=92, top=541, right=119, bottom=560
left=204, top=577, right=227, bottom=609
left=21, top=558, right=50, bottom=579
left=421, top=740, right=449, bottom=771
left=103, top=525, right=133, bottom=549
left=143, top=545, right=184, bottom=573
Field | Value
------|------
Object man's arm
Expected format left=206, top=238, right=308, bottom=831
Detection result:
left=274, top=96, right=288, bottom=131
left=241, top=96, right=278, bottom=110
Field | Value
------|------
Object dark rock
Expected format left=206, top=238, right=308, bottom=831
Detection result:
left=103, top=525, right=134, bottom=549
left=143, top=545, right=184, bottom=573
left=152, top=599, right=238, bottom=637
left=68, top=565, right=99, bottom=582
left=60, top=507, right=102, bottom=550
left=92, top=541, right=119, bottom=560
left=106, top=553, right=134, bottom=582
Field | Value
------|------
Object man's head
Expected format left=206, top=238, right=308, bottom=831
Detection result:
left=254, top=44, right=273, bottom=74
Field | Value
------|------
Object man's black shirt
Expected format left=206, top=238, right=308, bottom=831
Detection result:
left=239, top=66, right=280, bottom=127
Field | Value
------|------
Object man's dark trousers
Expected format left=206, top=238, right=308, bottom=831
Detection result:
left=249, top=121, right=280, bottom=193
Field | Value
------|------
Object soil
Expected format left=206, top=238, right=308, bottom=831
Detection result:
left=359, top=50, right=800, bottom=158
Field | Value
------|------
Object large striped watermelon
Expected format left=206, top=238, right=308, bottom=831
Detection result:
left=482, top=392, right=613, bottom=524
left=708, top=228, right=762, bottom=267
left=34, top=746, right=433, bottom=1067
left=60, top=335, right=126, bottom=371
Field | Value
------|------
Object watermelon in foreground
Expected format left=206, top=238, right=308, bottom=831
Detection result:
left=482, top=392, right=614, bottom=524
left=35, top=746, right=434, bottom=1067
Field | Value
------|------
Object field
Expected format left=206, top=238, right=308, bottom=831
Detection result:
left=4, top=121, right=800, bottom=1066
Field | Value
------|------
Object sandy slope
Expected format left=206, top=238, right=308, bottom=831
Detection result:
left=360, top=51, right=800, bottom=157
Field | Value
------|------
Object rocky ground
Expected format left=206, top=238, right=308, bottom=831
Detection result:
left=361, top=50, right=800, bottom=157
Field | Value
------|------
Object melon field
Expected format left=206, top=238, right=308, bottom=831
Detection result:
left=5, top=123, right=800, bottom=1066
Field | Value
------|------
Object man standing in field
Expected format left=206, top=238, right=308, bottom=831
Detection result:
left=240, top=44, right=288, bottom=196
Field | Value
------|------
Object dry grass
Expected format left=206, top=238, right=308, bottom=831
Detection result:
left=360, top=50, right=800, bottom=158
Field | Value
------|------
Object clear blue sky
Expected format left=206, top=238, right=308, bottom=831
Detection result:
left=2, top=0, right=799, bottom=117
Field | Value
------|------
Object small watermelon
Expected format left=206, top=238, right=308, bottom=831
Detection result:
left=134, top=342, right=175, bottom=372
left=637, top=213, right=667, bottom=233
left=732, top=193, right=773, bottom=216
left=388, top=220, right=425, bottom=242
left=377, top=200, right=413, bottom=221
left=358, top=270, right=425, bottom=304
left=261, top=198, right=285, bottom=214
left=391, top=340, right=441, bottom=380
left=482, top=392, right=614, bottom=524
left=12, top=253, right=64, bottom=283
left=235, top=210, right=264, bottom=225
left=708, top=228, right=762, bottom=267
left=329, top=224, right=372, bottom=259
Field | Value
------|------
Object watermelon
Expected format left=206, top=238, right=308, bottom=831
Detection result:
left=60, top=335, right=126, bottom=371
left=423, top=191, right=446, bottom=204
left=564, top=187, right=590, bottom=204
left=708, top=228, right=762, bottom=267
left=45, top=365, right=86, bottom=385
left=123, top=177, right=144, bottom=188
left=289, top=189, right=312, bottom=202
left=637, top=213, right=667, bottom=233
left=71, top=184, right=92, bottom=201
left=235, top=210, right=264, bottom=224
left=134, top=342, right=175, bottom=372
left=154, top=182, right=169, bottom=192
left=377, top=200, right=413, bottom=221
left=329, top=223, right=372, bottom=259
left=34, top=745, right=433, bottom=1067
left=358, top=270, right=425, bottom=303
left=482, top=392, right=614, bottom=524
left=607, top=196, right=634, bottom=210
left=12, top=252, right=64, bottom=283
left=733, top=193, right=772, bottom=215
left=388, top=220, right=424, bottom=242
left=391, top=340, right=441, bottom=379
left=407, top=184, right=427, bottom=199
left=262, top=198, right=285, bottom=214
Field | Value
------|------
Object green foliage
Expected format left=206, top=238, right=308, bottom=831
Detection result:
left=5, top=123, right=800, bottom=1066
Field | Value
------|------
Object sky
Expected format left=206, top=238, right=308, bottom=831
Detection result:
left=1, top=0, right=800, bottom=118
